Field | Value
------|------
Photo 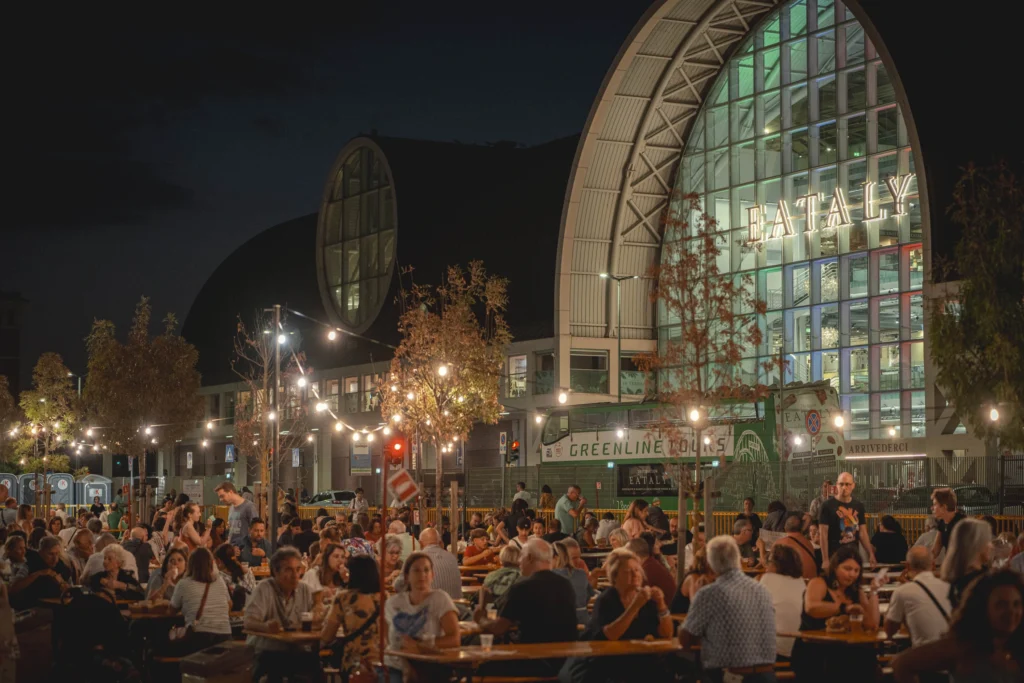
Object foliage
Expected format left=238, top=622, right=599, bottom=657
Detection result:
left=0, top=375, right=19, bottom=466
left=231, top=310, right=311, bottom=518
left=379, top=261, right=512, bottom=519
left=83, top=297, right=204, bottom=507
left=931, top=163, right=1024, bottom=449
left=636, top=193, right=780, bottom=542
left=12, top=353, right=80, bottom=465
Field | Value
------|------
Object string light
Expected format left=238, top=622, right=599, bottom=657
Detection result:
left=277, top=334, right=286, bottom=344
left=86, top=429, right=93, bottom=437
left=558, top=392, right=568, bottom=404
left=406, top=392, right=415, bottom=401
left=689, top=408, right=701, bottom=422
left=383, top=427, right=391, bottom=436
left=327, top=330, right=338, bottom=341
left=307, top=434, right=315, bottom=442
left=334, top=422, right=343, bottom=432
left=888, top=427, right=897, bottom=436
left=151, top=438, right=157, bottom=444
left=144, top=427, right=153, bottom=435
left=793, top=435, right=803, bottom=446
left=989, top=407, right=1000, bottom=422
left=267, top=411, right=277, bottom=421
left=392, top=414, right=402, bottom=423
left=316, top=402, right=327, bottom=412
left=703, top=436, right=711, bottom=445
left=616, top=428, right=624, bottom=439
left=352, top=432, right=360, bottom=442
left=535, top=415, right=543, bottom=424
left=833, top=415, right=845, bottom=428
left=367, top=433, right=375, bottom=442
left=296, top=377, right=307, bottom=388
left=202, top=439, right=208, bottom=447
left=207, top=422, right=214, bottom=430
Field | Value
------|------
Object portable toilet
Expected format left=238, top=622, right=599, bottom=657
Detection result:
left=47, top=473, right=75, bottom=507
left=17, top=473, right=39, bottom=505
left=77, top=474, right=112, bottom=506
left=0, top=473, right=17, bottom=501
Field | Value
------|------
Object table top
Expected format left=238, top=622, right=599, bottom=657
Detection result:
left=778, top=627, right=906, bottom=645
left=458, top=620, right=483, bottom=636
left=459, top=564, right=500, bottom=573
left=387, top=638, right=681, bottom=665
left=40, top=596, right=137, bottom=607
left=462, top=585, right=482, bottom=595
left=243, top=629, right=323, bottom=643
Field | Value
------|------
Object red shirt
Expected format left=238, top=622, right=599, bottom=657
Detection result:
left=642, top=555, right=677, bottom=602
left=463, top=545, right=486, bottom=562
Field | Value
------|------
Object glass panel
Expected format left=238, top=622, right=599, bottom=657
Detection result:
left=846, top=299, right=868, bottom=345
left=817, top=303, right=840, bottom=348
left=507, top=355, right=528, bottom=398
left=760, top=91, right=782, bottom=135
left=759, top=135, right=782, bottom=178
left=910, top=391, right=925, bottom=436
left=760, top=311, right=784, bottom=356
left=845, top=394, right=869, bottom=439
left=324, top=245, right=343, bottom=287
left=732, top=142, right=756, bottom=185
left=845, top=23, right=865, bottom=64
left=878, top=250, right=899, bottom=294
left=877, top=296, right=900, bottom=342
left=708, top=106, right=730, bottom=149
left=815, top=0, right=835, bottom=29
left=786, top=352, right=812, bottom=383
left=878, top=344, right=900, bottom=390
left=790, top=263, right=810, bottom=306
left=875, top=63, right=895, bottom=104
left=708, top=148, right=730, bottom=190
left=763, top=47, right=781, bottom=90
left=909, top=341, right=924, bottom=389
left=380, top=230, right=395, bottom=273
left=845, top=114, right=866, bottom=159
left=788, top=0, right=808, bottom=37
left=908, top=293, right=923, bottom=339
left=847, top=346, right=869, bottom=392
left=362, top=192, right=379, bottom=235
left=821, top=350, right=839, bottom=389
left=761, top=14, right=781, bottom=47
left=846, top=68, right=866, bottom=112
left=789, top=85, right=809, bottom=127
left=846, top=253, right=868, bottom=298
left=786, top=307, right=812, bottom=352
left=787, top=40, right=808, bottom=83
left=877, top=107, right=898, bottom=152
left=816, top=30, right=835, bottom=74
left=361, top=235, right=379, bottom=277
left=818, top=121, right=837, bottom=165
left=534, top=353, right=555, bottom=395
left=817, top=258, right=839, bottom=302
left=343, top=198, right=361, bottom=239
left=907, top=244, right=923, bottom=290
left=759, top=268, right=784, bottom=309
left=569, top=353, right=609, bottom=394
left=737, top=55, right=755, bottom=98
left=879, top=392, right=900, bottom=434
left=345, top=241, right=360, bottom=281
left=790, top=128, right=809, bottom=171
left=732, top=98, right=755, bottom=141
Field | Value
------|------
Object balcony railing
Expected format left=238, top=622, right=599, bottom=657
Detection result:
left=620, top=371, right=647, bottom=396
left=533, top=370, right=554, bottom=395
left=570, top=369, right=608, bottom=394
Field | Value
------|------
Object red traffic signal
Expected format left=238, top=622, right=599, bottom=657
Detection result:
left=511, top=440, right=520, bottom=452
left=385, top=435, right=408, bottom=464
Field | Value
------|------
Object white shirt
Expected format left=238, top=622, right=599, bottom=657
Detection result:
left=759, top=572, right=805, bottom=657
left=885, top=571, right=952, bottom=646
left=81, top=550, right=139, bottom=583
left=596, top=519, right=619, bottom=541
left=351, top=497, right=369, bottom=514
left=171, top=577, right=232, bottom=635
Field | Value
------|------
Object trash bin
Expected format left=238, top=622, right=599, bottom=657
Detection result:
left=180, top=642, right=254, bottom=683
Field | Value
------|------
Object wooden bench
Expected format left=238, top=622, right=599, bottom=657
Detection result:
left=460, top=678, right=559, bottom=683
left=776, top=672, right=796, bottom=681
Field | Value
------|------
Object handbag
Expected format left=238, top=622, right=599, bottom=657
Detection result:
left=169, top=581, right=211, bottom=642
left=329, top=603, right=380, bottom=683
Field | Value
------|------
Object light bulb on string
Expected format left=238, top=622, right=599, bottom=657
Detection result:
left=267, top=411, right=277, bottom=421
left=86, top=429, right=93, bottom=437
left=689, top=408, right=701, bottom=422
left=335, top=422, right=343, bottom=432
left=558, top=392, right=568, bottom=404
left=297, top=377, right=307, bottom=388
left=383, top=427, right=391, bottom=436
left=352, top=432, right=360, bottom=442
left=145, top=427, right=152, bottom=435
left=406, top=392, right=415, bottom=401
left=316, top=402, right=327, bottom=412
left=833, top=415, right=845, bottom=428
left=327, top=330, right=338, bottom=341
left=535, top=415, right=543, bottom=424
left=392, top=414, right=402, bottom=423
left=277, top=334, right=286, bottom=345
left=367, top=433, right=375, bottom=442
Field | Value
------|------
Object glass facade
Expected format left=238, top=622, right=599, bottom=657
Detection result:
left=664, top=0, right=924, bottom=440
left=322, top=146, right=396, bottom=328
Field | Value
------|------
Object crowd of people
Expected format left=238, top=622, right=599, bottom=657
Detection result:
left=2, top=476, right=1023, bottom=682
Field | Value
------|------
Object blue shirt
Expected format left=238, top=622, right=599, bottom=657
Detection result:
left=683, top=568, right=777, bottom=669
left=227, top=500, right=258, bottom=547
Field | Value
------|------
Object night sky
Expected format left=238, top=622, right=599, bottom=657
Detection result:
left=5, top=3, right=651, bottom=386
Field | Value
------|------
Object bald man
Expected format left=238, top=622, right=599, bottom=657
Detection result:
left=818, top=472, right=876, bottom=570
left=884, top=546, right=951, bottom=645
left=392, top=527, right=461, bottom=599
left=121, top=525, right=155, bottom=583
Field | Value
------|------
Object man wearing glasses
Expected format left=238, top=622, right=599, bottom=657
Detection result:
left=819, top=472, right=877, bottom=571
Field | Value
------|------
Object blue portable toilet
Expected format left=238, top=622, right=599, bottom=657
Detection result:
left=18, top=473, right=40, bottom=505
left=47, top=473, right=75, bottom=506
left=0, top=473, right=17, bottom=501
left=77, top=474, right=112, bottom=506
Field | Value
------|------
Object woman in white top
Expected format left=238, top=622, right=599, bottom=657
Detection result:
left=164, top=547, right=232, bottom=656
left=301, top=542, right=348, bottom=600
left=757, top=544, right=806, bottom=659
left=384, top=552, right=460, bottom=682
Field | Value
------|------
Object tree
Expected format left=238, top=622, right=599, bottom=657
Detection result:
left=0, top=375, right=19, bottom=467
left=84, top=297, right=204, bottom=521
left=931, top=163, right=1024, bottom=450
left=232, top=310, right=311, bottom=520
left=636, top=193, right=779, bottom=582
left=379, top=261, right=511, bottom=527
left=9, top=354, right=84, bottom=506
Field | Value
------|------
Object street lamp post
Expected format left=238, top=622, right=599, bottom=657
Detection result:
left=600, top=273, right=640, bottom=403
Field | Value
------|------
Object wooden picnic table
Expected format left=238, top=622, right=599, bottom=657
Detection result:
left=387, top=637, right=681, bottom=666
left=458, top=620, right=483, bottom=636
left=243, top=629, right=323, bottom=644
left=459, top=564, right=500, bottom=573
left=462, top=585, right=482, bottom=596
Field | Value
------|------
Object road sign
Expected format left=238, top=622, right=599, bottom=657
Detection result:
left=292, top=448, right=300, bottom=468
left=387, top=468, right=419, bottom=506
left=186, top=451, right=193, bottom=469
left=225, top=444, right=235, bottom=463
left=805, top=410, right=821, bottom=435
left=595, top=481, right=602, bottom=490
left=499, top=432, right=507, bottom=455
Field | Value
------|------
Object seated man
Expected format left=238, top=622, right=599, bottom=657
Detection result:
left=244, top=547, right=321, bottom=682
left=541, top=518, right=569, bottom=544
left=732, top=519, right=757, bottom=565
left=239, top=518, right=272, bottom=566
left=474, top=538, right=578, bottom=677
left=9, top=536, right=73, bottom=609
left=627, top=534, right=676, bottom=601
left=121, top=525, right=155, bottom=583
left=884, top=546, right=952, bottom=646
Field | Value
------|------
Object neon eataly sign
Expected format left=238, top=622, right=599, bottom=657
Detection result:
left=746, top=173, right=915, bottom=243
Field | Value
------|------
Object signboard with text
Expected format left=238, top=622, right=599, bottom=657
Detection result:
left=617, top=463, right=678, bottom=497
left=351, top=444, right=371, bottom=475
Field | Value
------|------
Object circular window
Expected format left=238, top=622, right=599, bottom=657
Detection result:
left=318, top=141, right=396, bottom=331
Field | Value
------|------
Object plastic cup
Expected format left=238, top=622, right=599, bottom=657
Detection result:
left=421, top=633, right=435, bottom=649
left=486, top=607, right=498, bottom=620
left=480, top=634, right=493, bottom=652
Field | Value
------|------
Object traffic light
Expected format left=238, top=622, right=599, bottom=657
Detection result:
left=385, top=434, right=408, bottom=466
left=508, top=439, right=520, bottom=464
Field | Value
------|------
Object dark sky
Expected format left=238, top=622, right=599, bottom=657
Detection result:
left=4, top=3, right=651, bottom=386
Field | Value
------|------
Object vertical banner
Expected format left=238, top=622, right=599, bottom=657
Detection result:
left=292, top=448, right=300, bottom=468
left=225, top=444, right=235, bottom=463
left=186, top=451, right=192, bottom=469
left=351, top=444, right=371, bottom=475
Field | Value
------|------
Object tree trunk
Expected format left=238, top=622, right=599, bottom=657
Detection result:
left=434, top=439, right=443, bottom=534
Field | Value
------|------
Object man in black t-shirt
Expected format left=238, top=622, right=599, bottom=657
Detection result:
left=541, top=518, right=569, bottom=544
left=474, top=538, right=577, bottom=677
left=818, top=471, right=876, bottom=571
left=931, top=487, right=964, bottom=560
left=10, top=537, right=73, bottom=609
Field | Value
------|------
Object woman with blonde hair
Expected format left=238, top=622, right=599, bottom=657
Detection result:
left=941, top=517, right=991, bottom=609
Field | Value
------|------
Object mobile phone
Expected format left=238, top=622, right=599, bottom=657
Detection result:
left=875, top=567, right=889, bottom=582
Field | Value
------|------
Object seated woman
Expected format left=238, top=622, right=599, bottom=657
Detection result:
left=793, top=544, right=881, bottom=681
left=892, top=569, right=1022, bottom=683
left=147, top=547, right=188, bottom=601
left=213, top=542, right=255, bottom=611
left=382, top=537, right=403, bottom=587
left=553, top=541, right=595, bottom=624
left=164, top=547, right=232, bottom=656
left=670, top=547, right=714, bottom=614
left=320, top=554, right=381, bottom=674
left=384, top=552, right=461, bottom=683
left=757, top=544, right=805, bottom=661
left=89, top=545, right=144, bottom=601
left=591, top=529, right=632, bottom=582
left=301, top=542, right=348, bottom=599
left=563, top=550, right=674, bottom=683
left=576, top=516, right=600, bottom=549
left=871, top=515, right=909, bottom=565
left=482, top=545, right=521, bottom=607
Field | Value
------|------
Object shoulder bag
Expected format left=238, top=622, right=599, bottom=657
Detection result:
left=329, top=601, right=380, bottom=683
left=169, top=581, right=211, bottom=641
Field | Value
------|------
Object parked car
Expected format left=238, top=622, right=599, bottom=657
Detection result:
left=305, top=489, right=357, bottom=507
left=887, top=485, right=998, bottom=516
